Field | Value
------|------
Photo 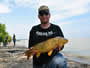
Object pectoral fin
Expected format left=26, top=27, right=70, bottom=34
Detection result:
left=48, top=50, right=53, bottom=56
left=36, top=52, right=40, bottom=58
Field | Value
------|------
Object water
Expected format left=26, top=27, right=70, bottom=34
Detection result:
left=64, top=38, right=90, bottom=57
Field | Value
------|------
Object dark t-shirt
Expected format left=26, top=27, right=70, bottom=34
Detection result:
left=28, top=23, right=64, bottom=65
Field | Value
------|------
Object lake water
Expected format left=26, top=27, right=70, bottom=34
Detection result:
left=64, top=38, right=90, bottom=57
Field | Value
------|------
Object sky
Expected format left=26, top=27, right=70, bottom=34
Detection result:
left=0, top=0, right=90, bottom=39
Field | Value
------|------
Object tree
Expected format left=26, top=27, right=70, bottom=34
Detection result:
left=0, top=24, right=12, bottom=45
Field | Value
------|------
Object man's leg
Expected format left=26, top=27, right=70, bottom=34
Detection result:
left=47, top=53, right=67, bottom=68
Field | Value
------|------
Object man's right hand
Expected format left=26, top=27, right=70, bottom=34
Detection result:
left=55, top=46, right=61, bottom=52
left=30, top=47, right=38, bottom=55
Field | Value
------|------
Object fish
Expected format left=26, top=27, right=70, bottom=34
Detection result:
left=25, top=37, right=68, bottom=60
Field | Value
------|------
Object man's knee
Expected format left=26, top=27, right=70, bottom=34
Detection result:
left=53, top=56, right=65, bottom=65
left=49, top=53, right=67, bottom=67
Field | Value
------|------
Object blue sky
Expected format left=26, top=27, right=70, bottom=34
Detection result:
left=0, top=0, right=90, bottom=39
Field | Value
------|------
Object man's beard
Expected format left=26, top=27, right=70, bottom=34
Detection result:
left=41, top=21, right=49, bottom=24
left=42, top=22, right=47, bottom=24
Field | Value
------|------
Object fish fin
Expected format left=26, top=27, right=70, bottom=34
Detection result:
left=59, top=43, right=64, bottom=48
left=25, top=50, right=33, bottom=60
left=36, top=52, right=40, bottom=58
left=48, top=50, right=53, bottom=56
left=27, top=55, right=30, bottom=60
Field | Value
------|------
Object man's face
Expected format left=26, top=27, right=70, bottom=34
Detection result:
left=38, top=10, right=50, bottom=24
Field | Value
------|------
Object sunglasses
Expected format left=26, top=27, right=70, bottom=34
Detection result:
left=39, top=10, right=49, bottom=16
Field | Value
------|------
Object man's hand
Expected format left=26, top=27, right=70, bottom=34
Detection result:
left=29, top=47, right=33, bottom=50
left=30, top=47, right=37, bottom=55
left=55, top=46, right=61, bottom=51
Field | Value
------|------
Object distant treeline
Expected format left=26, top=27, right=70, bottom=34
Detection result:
left=0, top=23, right=12, bottom=45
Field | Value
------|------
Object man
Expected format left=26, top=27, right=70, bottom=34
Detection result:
left=28, top=5, right=67, bottom=68
left=13, top=34, right=16, bottom=47
left=4, top=36, right=8, bottom=47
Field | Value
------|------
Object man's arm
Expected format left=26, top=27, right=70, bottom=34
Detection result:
left=28, top=28, right=34, bottom=49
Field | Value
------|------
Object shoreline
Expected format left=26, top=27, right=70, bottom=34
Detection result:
left=0, top=46, right=90, bottom=68
left=61, top=51, right=90, bottom=64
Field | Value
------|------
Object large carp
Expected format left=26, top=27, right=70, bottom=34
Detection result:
left=25, top=37, right=68, bottom=60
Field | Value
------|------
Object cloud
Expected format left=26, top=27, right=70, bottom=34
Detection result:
left=46, top=0, right=89, bottom=21
left=1, top=0, right=90, bottom=39
left=14, top=0, right=38, bottom=8
left=14, top=0, right=90, bottom=21
left=0, top=0, right=14, bottom=14
left=0, top=4, right=11, bottom=14
left=1, top=0, right=89, bottom=17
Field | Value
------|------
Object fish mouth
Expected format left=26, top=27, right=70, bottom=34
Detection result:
left=56, top=36, right=68, bottom=44
left=65, top=39, right=68, bottom=43
left=59, top=38, right=68, bottom=45
left=64, top=38, right=68, bottom=44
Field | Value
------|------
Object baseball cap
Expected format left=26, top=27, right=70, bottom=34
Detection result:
left=38, top=5, right=49, bottom=12
left=38, top=5, right=50, bottom=16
